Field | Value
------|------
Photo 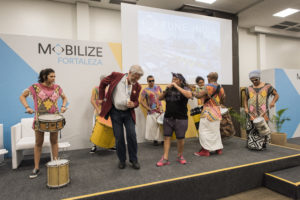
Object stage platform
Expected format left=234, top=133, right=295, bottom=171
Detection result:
left=264, top=165, right=300, bottom=199
left=1, top=137, right=300, bottom=200
left=288, top=137, right=300, bottom=146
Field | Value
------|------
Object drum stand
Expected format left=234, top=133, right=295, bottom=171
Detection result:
left=58, top=142, right=71, bottom=159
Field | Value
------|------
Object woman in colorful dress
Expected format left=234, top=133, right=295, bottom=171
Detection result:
left=20, top=68, right=67, bottom=178
left=140, top=75, right=164, bottom=146
left=193, top=72, right=225, bottom=156
left=244, top=70, right=279, bottom=150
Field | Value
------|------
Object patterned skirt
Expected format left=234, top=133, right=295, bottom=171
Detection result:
left=246, top=119, right=270, bottom=151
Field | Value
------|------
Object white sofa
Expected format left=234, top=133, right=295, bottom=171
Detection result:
left=11, top=118, right=52, bottom=169
left=0, top=124, right=3, bottom=148
left=0, top=124, right=8, bottom=163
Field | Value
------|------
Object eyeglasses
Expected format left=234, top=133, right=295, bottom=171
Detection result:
left=148, top=80, right=155, bottom=83
left=250, top=78, right=259, bottom=82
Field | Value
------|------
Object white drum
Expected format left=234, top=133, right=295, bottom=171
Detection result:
left=47, top=159, right=70, bottom=188
left=253, top=117, right=271, bottom=136
left=156, top=113, right=165, bottom=125
left=220, top=108, right=228, bottom=116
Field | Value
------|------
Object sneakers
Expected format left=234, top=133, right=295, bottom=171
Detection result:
left=90, top=146, right=97, bottom=154
left=194, top=149, right=210, bottom=157
left=108, top=147, right=116, bottom=151
left=29, top=168, right=40, bottom=179
left=194, top=149, right=222, bottom=156
left=177, top=155, right=187, bottom=165
left=156, top=156, right=170, bottom=167
left=194, top=151, right=201, bottom=156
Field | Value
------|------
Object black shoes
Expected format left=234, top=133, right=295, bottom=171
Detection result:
left=153, top=141, right=164, bottom=146
left=118, top=162, right=126, bottom=169
left=90, top=146, right=97, bottom=154
left=130, top=161, right=140, bottom=170
left=119, top=161, right=140, bottom=170
left=29, top=168, right=40, bottom=179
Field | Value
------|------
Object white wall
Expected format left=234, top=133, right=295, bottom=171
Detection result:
left=266, top=35, right=300, bottom=69
left=90, top=7, right=121, bottom=43
left=0, top=0, right=76, bottom=39
left=0, top=0, right=121, bottom=42
left=238, top=28, right=258, bottom=87
left=238, top=27, right=300, bottom=87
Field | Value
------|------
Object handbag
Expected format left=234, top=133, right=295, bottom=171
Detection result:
left=220, top=110, right=236, bottom=138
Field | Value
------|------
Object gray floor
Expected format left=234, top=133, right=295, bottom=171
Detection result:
left=288, top=137, right=300, bottom=145
left=1, top=137, right=300, bottom=200
left=268, top=165, right=300, bottom=183
left=219, top=187, right=292, bottom=200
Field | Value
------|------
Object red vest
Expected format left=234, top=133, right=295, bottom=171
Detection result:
left=99, top=72, right=141, bottom=124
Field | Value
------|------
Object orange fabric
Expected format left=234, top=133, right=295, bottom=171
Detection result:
left=97, top=116, right=112, bottom=128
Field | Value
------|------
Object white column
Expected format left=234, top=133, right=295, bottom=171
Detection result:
left=76, top=2, right=90, bottom=40
left=257, top=33, right=266, bottom=70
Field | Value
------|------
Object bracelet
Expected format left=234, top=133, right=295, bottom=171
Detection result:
left=25, top=106, right=30, bottom=109
left=61, top=106, right=66, bottom=108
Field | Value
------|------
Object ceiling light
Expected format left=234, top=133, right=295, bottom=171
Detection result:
left=195, top=0, right=217, bottom=4
left=273, top=8, right=299, bottom=18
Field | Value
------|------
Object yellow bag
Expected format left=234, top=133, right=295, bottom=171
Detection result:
left=192, top=114, right=201, bottom=124
left=90, top=117, right=115, bottom=149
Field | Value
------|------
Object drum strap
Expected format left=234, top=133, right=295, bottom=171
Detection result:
left=190, top=85, right=221, bottom=116
left=204, top=85, right=220, bottom=105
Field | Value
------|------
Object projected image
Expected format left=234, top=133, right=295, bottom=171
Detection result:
left=122, top=4, right=232, bottom=84
left=138, top=10, right=222, bottom=84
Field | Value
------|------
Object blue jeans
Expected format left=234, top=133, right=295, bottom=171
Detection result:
left=110, top=107, right=138, bottom=163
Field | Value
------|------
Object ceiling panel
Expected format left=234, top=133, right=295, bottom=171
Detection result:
left=51, top=0, right=300, bottom=28
left=238, top=0, right=300, bottom=28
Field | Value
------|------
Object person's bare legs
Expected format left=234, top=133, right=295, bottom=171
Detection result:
left=177, top=139, right=184, bottom=157
left=50, top=132, right=58, bottom=160
left=34, top=131, right=44, bottom=170
left=163, top=136, right=171, bottom=160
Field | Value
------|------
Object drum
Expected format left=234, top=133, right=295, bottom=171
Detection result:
left=156, top=113, right=165, bottom=125
left=190, top=106, right=203, bottom=116
left=253, top=117, right=271, bottom=136
left=37, top=114, right=65, bottom=132
left=90, top=116, right=115, bottom=148
left=220, top=108, right=228, bottom=116
left=47, top=159, right=70, bottom=188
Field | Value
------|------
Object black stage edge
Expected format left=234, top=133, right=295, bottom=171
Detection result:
left=264, top=166, right=300, bottom=199
left=2, top=137, right=300, bottom=200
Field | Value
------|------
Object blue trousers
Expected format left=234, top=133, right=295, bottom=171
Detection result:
left=110, top=107, right=138, bottom=163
